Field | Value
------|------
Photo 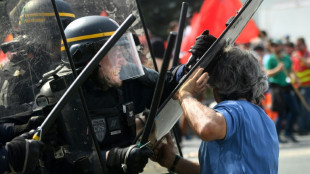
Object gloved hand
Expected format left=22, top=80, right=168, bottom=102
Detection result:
left=13, top=116, right=45, bottom=137
left=189, top=30, right=217, bottom=57
left=185, top=30, right=217, bottom=71
left=5, top=130, right=45, bottom=174
left=107, top=145, right=153, bottom=173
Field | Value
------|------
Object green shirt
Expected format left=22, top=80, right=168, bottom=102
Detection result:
left=265, top=53, right=292, bottom=86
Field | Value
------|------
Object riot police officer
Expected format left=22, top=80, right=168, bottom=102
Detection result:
left=0, top=0, right=75, bottom=151
left=0, top=1, right=75, bottom=172
left=0, top=0, right=75, bottom=116
left=34, top=15, right=190, bottom=173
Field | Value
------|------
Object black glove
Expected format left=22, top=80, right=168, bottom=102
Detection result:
left=107, top=145, right=153, bottom=173
left=13, top=116, right=45, bottom=137
left=186, top=30, right=217, bottom=71
left=5, top=130, right=45, bottom=174
left=189, top=30, right=217, bottom=57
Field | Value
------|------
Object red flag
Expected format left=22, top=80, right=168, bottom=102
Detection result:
left=180, top=0, right=259, bottom=64
left=0, top=34, right=13, bottom=64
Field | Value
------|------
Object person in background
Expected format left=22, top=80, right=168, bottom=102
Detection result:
left=284, top=42, right=295, bottom=57
left=292, top=37, right=310, bottom=135
left=265, top=39, right=300, bottom=143
left=253, top=44, right=265, bottom=71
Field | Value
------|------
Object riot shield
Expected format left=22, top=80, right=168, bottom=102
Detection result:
left=142, top=0, right=264, bottom=147
left=0, top=0, right=105, bottom=173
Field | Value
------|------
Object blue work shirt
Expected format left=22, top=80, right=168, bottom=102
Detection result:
left=199, top=100, right=279, bottom=174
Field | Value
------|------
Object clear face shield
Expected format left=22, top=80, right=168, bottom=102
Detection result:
left=99, top=32, right=144, bottom=86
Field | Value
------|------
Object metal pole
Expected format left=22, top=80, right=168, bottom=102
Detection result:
left=135, top=0, right=159, bottom=72
left=140, top=31, right=177, bottom=145
left=172, top=2, right=188, bottom=67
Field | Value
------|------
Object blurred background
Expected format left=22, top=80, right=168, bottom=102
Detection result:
left=254, top=0, right=310, bottom=47
left=140, top=0, right=310, bottom=49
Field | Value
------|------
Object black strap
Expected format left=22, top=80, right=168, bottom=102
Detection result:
left=170, top=155, right=181, bottom=172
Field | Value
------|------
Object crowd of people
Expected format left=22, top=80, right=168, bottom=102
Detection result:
left=245, top=31, right=310, bottom=143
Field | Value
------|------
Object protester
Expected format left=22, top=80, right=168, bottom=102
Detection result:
left=153, top=45, right=279, bottom=174
left=284, top=42, right=295, bottom=57
left=265, top=39, right=300, bottom=143
left=292, top=37, right=310, bottom=135
left=253, top=44, right=265, bottom=70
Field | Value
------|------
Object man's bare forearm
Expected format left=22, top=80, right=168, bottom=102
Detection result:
left=179, top=95, right=226, bottom=141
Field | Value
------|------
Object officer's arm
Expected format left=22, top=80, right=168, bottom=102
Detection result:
left=5, top=131, right=44, bottom=174
left=135, top=67, right=158, bottom=87
left=104, top=145, right=152, bottom=173
left=0, top=123, right=15, bottom=143
left=136, top=65, right=186, bottom=90
left=0, top=116, right=45, bottom=144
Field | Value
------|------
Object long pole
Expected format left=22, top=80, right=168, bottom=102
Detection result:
left=135, top=0, right=158, bottom=72
left=172, top=2, right=188, bottom=67
left=140, top=31, right=177, bottom=145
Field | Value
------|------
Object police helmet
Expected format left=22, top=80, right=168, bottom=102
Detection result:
left=62, top=15, right=119, bottom=67
left=1, top=0, right=75, bottom=53
left=62, top=15, right=144, bottom=81
left=18, top=0, right=75, bottom=36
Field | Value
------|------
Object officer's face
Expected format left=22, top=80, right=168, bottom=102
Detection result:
left=98, top=46, right=127, bottom=87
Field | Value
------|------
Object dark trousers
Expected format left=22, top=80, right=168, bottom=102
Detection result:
left=298, top=87, right=310, bottom=132
left=275, top=89, right=300, bottom=136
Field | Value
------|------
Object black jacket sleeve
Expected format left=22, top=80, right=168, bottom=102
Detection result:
left=0, top=123, right=14, bottom=144
left=122, top=65, right=186, bottom=114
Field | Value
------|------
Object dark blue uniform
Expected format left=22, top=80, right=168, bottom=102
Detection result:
left=0, top=123, right=14, bottom=143
left=32, top=64, right=184, bottom=173
left=0, top=145, right=10, bottom=174
left=0, top=123, right=14, bottom=174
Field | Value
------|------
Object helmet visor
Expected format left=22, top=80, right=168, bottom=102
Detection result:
left=103, top=32, right=144, bottom=82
